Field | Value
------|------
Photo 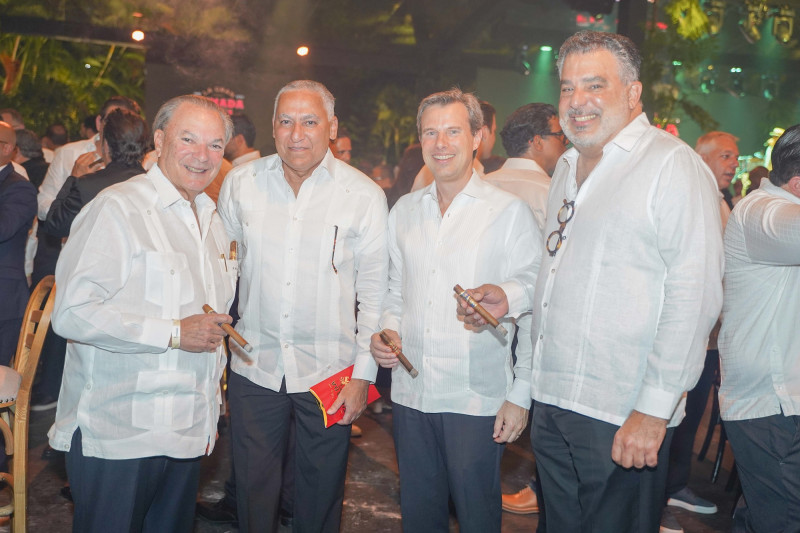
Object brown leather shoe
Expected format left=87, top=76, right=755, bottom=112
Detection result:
left=350, top=424, right=363, bottom=438
left=502, top=485, right=539, bottom=514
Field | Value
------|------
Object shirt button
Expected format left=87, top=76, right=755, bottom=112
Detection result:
left=147, top=209, right=151, bottom=215
left=550, top=268, right=555, bottom=274
left=539, top=335, right=544, bottom=340
left=286, top=281, right=291, bottom=286
left=284, top=343, right=289, bottom=348
left=283, top=313, right=289, bottom=318
left=170, top=269, right=175, bottom=275
left=543, top=302, right=548, bottom=308
left=86, top=383, right=92, bottom=390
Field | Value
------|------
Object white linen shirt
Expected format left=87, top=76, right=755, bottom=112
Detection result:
left=485, top=157, right=551, bottom=232
left=231, top=150, right=261, bottom=167
left=217, top=150, right=388, bottom=392
left=48, top=164, right=237, bottom=459
left=382, top=173, right=541, bottom=416
left=719, top=180, right=800, bottom=421
left=37, top=136, right=98, bottom=220
left=531, top=114, right=724, bottom=427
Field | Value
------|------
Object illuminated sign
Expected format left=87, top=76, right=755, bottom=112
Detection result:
left=194, top=86, right=245, bottom=115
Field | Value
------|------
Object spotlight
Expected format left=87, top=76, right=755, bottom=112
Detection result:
left=739, top=0, right=768, bottom=43
left=512, top=45, right=531, bottom=76
left=704, top=0, right=725, bottom=35
left=296, top=46, right=309, bottom=57
left=131, top=12, right=145, bottom=42
left=772, top=5, right=795, bottom=44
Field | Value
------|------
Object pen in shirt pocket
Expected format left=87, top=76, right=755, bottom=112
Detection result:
left=331, top=225, right=339, bottom=274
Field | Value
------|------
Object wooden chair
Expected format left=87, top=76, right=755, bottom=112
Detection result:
left=0, top=275, right=57, bottom=532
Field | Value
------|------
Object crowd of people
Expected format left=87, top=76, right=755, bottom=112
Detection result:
left=0, top=29, right=798, bottom=533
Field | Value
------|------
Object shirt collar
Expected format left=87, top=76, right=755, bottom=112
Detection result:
left=760, top=179, right=800, bottom=205
left=560, top=112, right=650, bottom=168
left=424, top=170, right=483, bottom=203
left=148, top=163, right=214, bottom=212
left=501, top=157, right=547, bottom=174
left=268, top=149, right=336, bottom=184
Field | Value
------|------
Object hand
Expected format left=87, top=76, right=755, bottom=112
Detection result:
left=493, top=401, right=529, bottom=443
left=178, top=313, right=231, bottom=353
left=611, top=410, right=668, bottom=469
left=71, top=151, right=104, bottom=177
left=370, top=330, right=400, bottom=369
left=456, top=284, right=509, bottom=327
left=328, top=378, right=369, bottom=425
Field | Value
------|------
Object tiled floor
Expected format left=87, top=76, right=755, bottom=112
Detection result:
left=11, top=400, right=739, bottom=532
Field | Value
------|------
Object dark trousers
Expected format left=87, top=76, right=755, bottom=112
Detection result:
left=65, top=428, right=201, bottom=533
left=228, top=372, right=350, bottom=533
left=392, top=404, right=504, bottom=533
left=532, top=401, right=674, bottom=533
left=666, top=349, right=718, bottom=496
left=0, top=318, right=21, bottom=367
left=725, top=413, right=800, bottom=533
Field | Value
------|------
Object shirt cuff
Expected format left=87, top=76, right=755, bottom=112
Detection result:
left=506, top=378, right=532, bottom=409
left=142, top=316, right=174, bottom=351
left=498, top=280, right=526, bottom=319
left=634, top=384, right=680, bottom=421
left=352, top=353, right=379, bottom=383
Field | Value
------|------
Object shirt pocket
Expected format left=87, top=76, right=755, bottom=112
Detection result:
left=144, top=251, right=194, bottom=313
left=131, top=370, right=196, bottom=430
left=324, top=220, right=356, bottom=275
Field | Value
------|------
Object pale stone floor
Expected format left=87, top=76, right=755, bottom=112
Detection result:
left=11, top=399, right=737, bottom=532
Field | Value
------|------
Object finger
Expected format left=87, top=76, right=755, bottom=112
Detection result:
left=327, top=395, right=345, bottom=415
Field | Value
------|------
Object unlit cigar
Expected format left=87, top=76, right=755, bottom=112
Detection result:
left=229, top=241, right=237, bottom=260
left=379, top=330, right=419, bottom=378
left=453, top=284, right=508, bottom=336
left=203, top=304, right=253, bottom=353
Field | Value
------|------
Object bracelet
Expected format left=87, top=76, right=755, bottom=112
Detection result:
left=171, top=319, right=181, bottom=349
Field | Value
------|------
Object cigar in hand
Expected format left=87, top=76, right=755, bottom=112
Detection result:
left=203, top=304, right=253, bottom=353
left=379, top=330, right=419, bottom=378
left=453, top=284, right=508, bottom=336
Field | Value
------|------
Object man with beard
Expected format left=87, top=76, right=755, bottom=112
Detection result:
left=461, top=30, right=724, bottom=532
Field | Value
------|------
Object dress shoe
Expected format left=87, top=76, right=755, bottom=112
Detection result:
left=501, top=485, right=539, bottom=514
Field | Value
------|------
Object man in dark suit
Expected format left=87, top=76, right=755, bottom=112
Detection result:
left=0, top=121, right=37, bottom=367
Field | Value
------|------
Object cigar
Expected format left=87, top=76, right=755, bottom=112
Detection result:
left=203, top=304, right=253, bottom=353
left=379, top=330, right=419, bottom=378
left=453, top=284, right=508, bottom=336
left=229, top=241, right=237, bottom=260
left=89, top=157, right=104, bottom=168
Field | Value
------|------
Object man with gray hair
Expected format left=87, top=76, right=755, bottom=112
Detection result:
left=371, top=88, right=540, bottom=532
left=13, top=129, right=49, bottom=189
left=217, top=80, right=388, bottom=533
left=462, top=31, right=724, bottom=531
left=48, top=95, right=237, bottom=532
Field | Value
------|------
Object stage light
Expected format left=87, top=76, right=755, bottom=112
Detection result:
left=297, top=46, right=309, bottom=57
left=772, top=5, right=795, bottom=44
left=704, top=0, right=725, bottom=35
left=512, top=45, right=531, bottom=76
left=540, top=45, right=553, bottom=52
left=131, top=12, right=145, bottom=42
left=739, top=0, right=768, bottom=43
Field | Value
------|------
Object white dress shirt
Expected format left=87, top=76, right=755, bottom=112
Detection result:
left=531, top=113, right=724, bottom=427
left=719, top=180, right=800, bottom=421
left=217, top=150, right=388, bottom=393
left=231, top=150, right=261, bottom=167
left=37, top=136, right=97, bottom=220
left=485, top=157, right=551, bottom=232
left=382, top=173, right=541, bottom=416
left=48, top=165, right=237, bottom=459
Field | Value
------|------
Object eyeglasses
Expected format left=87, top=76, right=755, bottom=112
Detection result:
left=540, top=131, right=569, bottom=146
left=546, top=199, right=575, bottom=257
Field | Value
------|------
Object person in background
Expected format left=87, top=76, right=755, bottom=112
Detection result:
left=718, top=124, right=800, bottom=533
left=330, top=128, right=353, bottom=164
left=42, top=123, right=69, bottom=152
left=79, top=116, right=98, bottom=141
left=13, top=129, right=49, bottom=190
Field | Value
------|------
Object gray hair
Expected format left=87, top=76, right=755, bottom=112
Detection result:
left=14, top=129, right=43, bottom=159
left=557, top=31, right=641, bottom=85
left=153, top=95, right=234, bottom=144
left=273, top=80, right=335, bottom=121
left=416, top=88, right=483, bottom=137
left=695, top=131, right=739, bottom=156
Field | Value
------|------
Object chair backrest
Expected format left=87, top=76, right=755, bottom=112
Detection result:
left=11, top=275, right=56, bottom=533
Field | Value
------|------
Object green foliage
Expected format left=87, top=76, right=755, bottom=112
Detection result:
left=0, top=34, right=144, bottom=137
left=641, top=0, right=719, bottom=132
